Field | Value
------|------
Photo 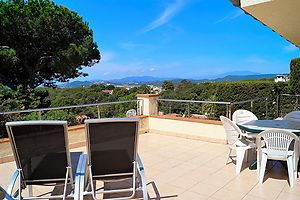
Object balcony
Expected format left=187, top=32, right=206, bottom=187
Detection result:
left=0, top=94, right=300, bottom=199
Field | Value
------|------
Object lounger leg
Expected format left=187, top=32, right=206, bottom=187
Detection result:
left=287, top=156, right=295, bottom=188
left=62, top=167, right=71, bottom=200
left=18, top=169, right=22, bottom=200
left=6, top=170, right=19, bottom=197
left=236, top=148, right=246, bottom=174
left=259, top=154, right=268, bottom=184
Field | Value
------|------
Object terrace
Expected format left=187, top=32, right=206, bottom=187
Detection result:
left=1, top=94, right=300, bottom=199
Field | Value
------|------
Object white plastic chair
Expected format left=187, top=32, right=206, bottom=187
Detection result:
left=283, top=111, right=300, bottom=122
left=256, top=129, right=299, bottom=188
left=220, top=116, right=256, bottom=174
left=126, top=109, right=137, bottom=117
left=232, top=109, right=258, bottom=139
left=232, top=109, right=258, bottom=124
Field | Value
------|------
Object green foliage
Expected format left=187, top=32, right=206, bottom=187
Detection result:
left=160, top=80, right=290, bottom=119
left=290, top=58, right=300, bottom=94
left=0, top=84, right=50, bottom=137
left=0, top=0, right=100, bottom=91
left=162, top=80, right=175, bottom=91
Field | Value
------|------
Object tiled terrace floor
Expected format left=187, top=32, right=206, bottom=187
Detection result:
left=1, top=132, right=300, bottom=199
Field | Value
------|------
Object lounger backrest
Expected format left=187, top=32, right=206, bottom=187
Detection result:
left=85, top=118, right=139, bottom=177
left=5, top=121, right=71, bottom=184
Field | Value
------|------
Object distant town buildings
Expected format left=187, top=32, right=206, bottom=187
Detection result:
left=101, top=90, right=113, bottom=94
left=275, top=74, right=289, bottom=83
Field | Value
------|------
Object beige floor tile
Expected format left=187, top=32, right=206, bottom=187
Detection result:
left=189, top=182, right=222, bottom=196
left=178, top=190, right=209, bottom=200
left=276, top=192, right=300, bottom=200
left=210, top=188, right=247, bottom=200
left=248, top=182, right=284, bottom=200
left=242, top=194, right=268, bottom=200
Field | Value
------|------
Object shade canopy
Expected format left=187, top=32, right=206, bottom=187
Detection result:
left=230, top=0, right=300, bottom=48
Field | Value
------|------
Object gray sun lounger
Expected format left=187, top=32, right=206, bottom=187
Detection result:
left=77, top=118, right=148, bottom=200
left=4, top=120, right=80, bottom=200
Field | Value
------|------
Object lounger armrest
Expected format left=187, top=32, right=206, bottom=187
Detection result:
left=137, top=154, right=148, bottom=200
left=137, top=154, right=145, bottom=172
left=74, top=154, right=88, bottom=200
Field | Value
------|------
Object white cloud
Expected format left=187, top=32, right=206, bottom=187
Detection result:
left=283, top=44, right=299, bottom=52
left=214, top=10, right=244, bottom=24
left=140, top=0, right=187, bottom=33
left=149, top=67, right=156, bottom=72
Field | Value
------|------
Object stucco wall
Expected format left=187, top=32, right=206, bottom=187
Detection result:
left=145, top=116, right=227, bottom=144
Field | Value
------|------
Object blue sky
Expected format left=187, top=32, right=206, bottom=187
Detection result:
left=55, top=0, right=300, bottom=80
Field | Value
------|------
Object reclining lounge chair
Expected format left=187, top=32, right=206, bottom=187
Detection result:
left=4, top=120, right=80, bottom=200
left=77, top=118, right=148, bottom=200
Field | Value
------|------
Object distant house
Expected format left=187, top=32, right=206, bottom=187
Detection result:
left=101, top=90, right=113, bottom=94
left=275, top=74, right=289, bottom=83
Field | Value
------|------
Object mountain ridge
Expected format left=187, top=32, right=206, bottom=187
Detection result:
left=59, top=73, right=278, bottom=88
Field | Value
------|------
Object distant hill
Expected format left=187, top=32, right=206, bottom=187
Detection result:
left=59, top=73, right=278, bottom=88
left=213, top=74, right=276, bottom=82
left=58, top=81, right=93, bottom=88
left=108, top=76, right=176, bottom=84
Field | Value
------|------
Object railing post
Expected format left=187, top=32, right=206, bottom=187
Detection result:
left=226, top=104, right=229, bottom=118
left=250, top=101, right=254, bottom=112
left=187, top=103, right=190, bottom=117
left=96, top=105, right=101, bottom=118
left=227, top=104, right=233, bottom=119
left=136, top=94, right=159, bottom=116
left=38, top=111, right=42, bottom=120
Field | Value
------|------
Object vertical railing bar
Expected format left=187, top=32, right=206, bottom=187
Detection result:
left=229, top=104, right=232, bottom=120
left=38, top=111, right=42, bottom=120
left=265, top=97, right=268, bottom=118
left=96, top=105, right=100, bottom=119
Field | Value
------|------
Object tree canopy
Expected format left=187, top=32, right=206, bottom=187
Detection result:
left=162, top=80, right=175, bottom=91
left=0, top=0, right=100, bottom=91
left=290, top=58, right=300, bottom=95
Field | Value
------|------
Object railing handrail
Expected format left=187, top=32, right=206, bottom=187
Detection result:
left=231, top=96, right=268, bottom=105
left=159, top=97, right=268, bottom=105
left=158, top=98, right=232, bottom=105
left=0, top=100, right=140, bottom=115
left=279, top=94, right=300, bottom=97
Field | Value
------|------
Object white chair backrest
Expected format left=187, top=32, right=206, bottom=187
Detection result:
left=220, top=116, right=243, bottom=148
left=257, top=129, right=299, bottom=153
left=283, top=111, right=300, bottom=122
left=126, top=109, right=137, bottom=117
left=232, top=109, right=258, bottom=124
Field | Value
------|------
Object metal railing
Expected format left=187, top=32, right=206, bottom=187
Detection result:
left=0, top=100, right=142, bottom=120
left=158, top=97, right=269, bottom=119
left=276, top=94, right=300, bottom=117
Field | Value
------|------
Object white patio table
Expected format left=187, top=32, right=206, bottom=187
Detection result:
left=237, top=119, right=300, bottom=137
left=237, top=119, right=300, bottom=171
